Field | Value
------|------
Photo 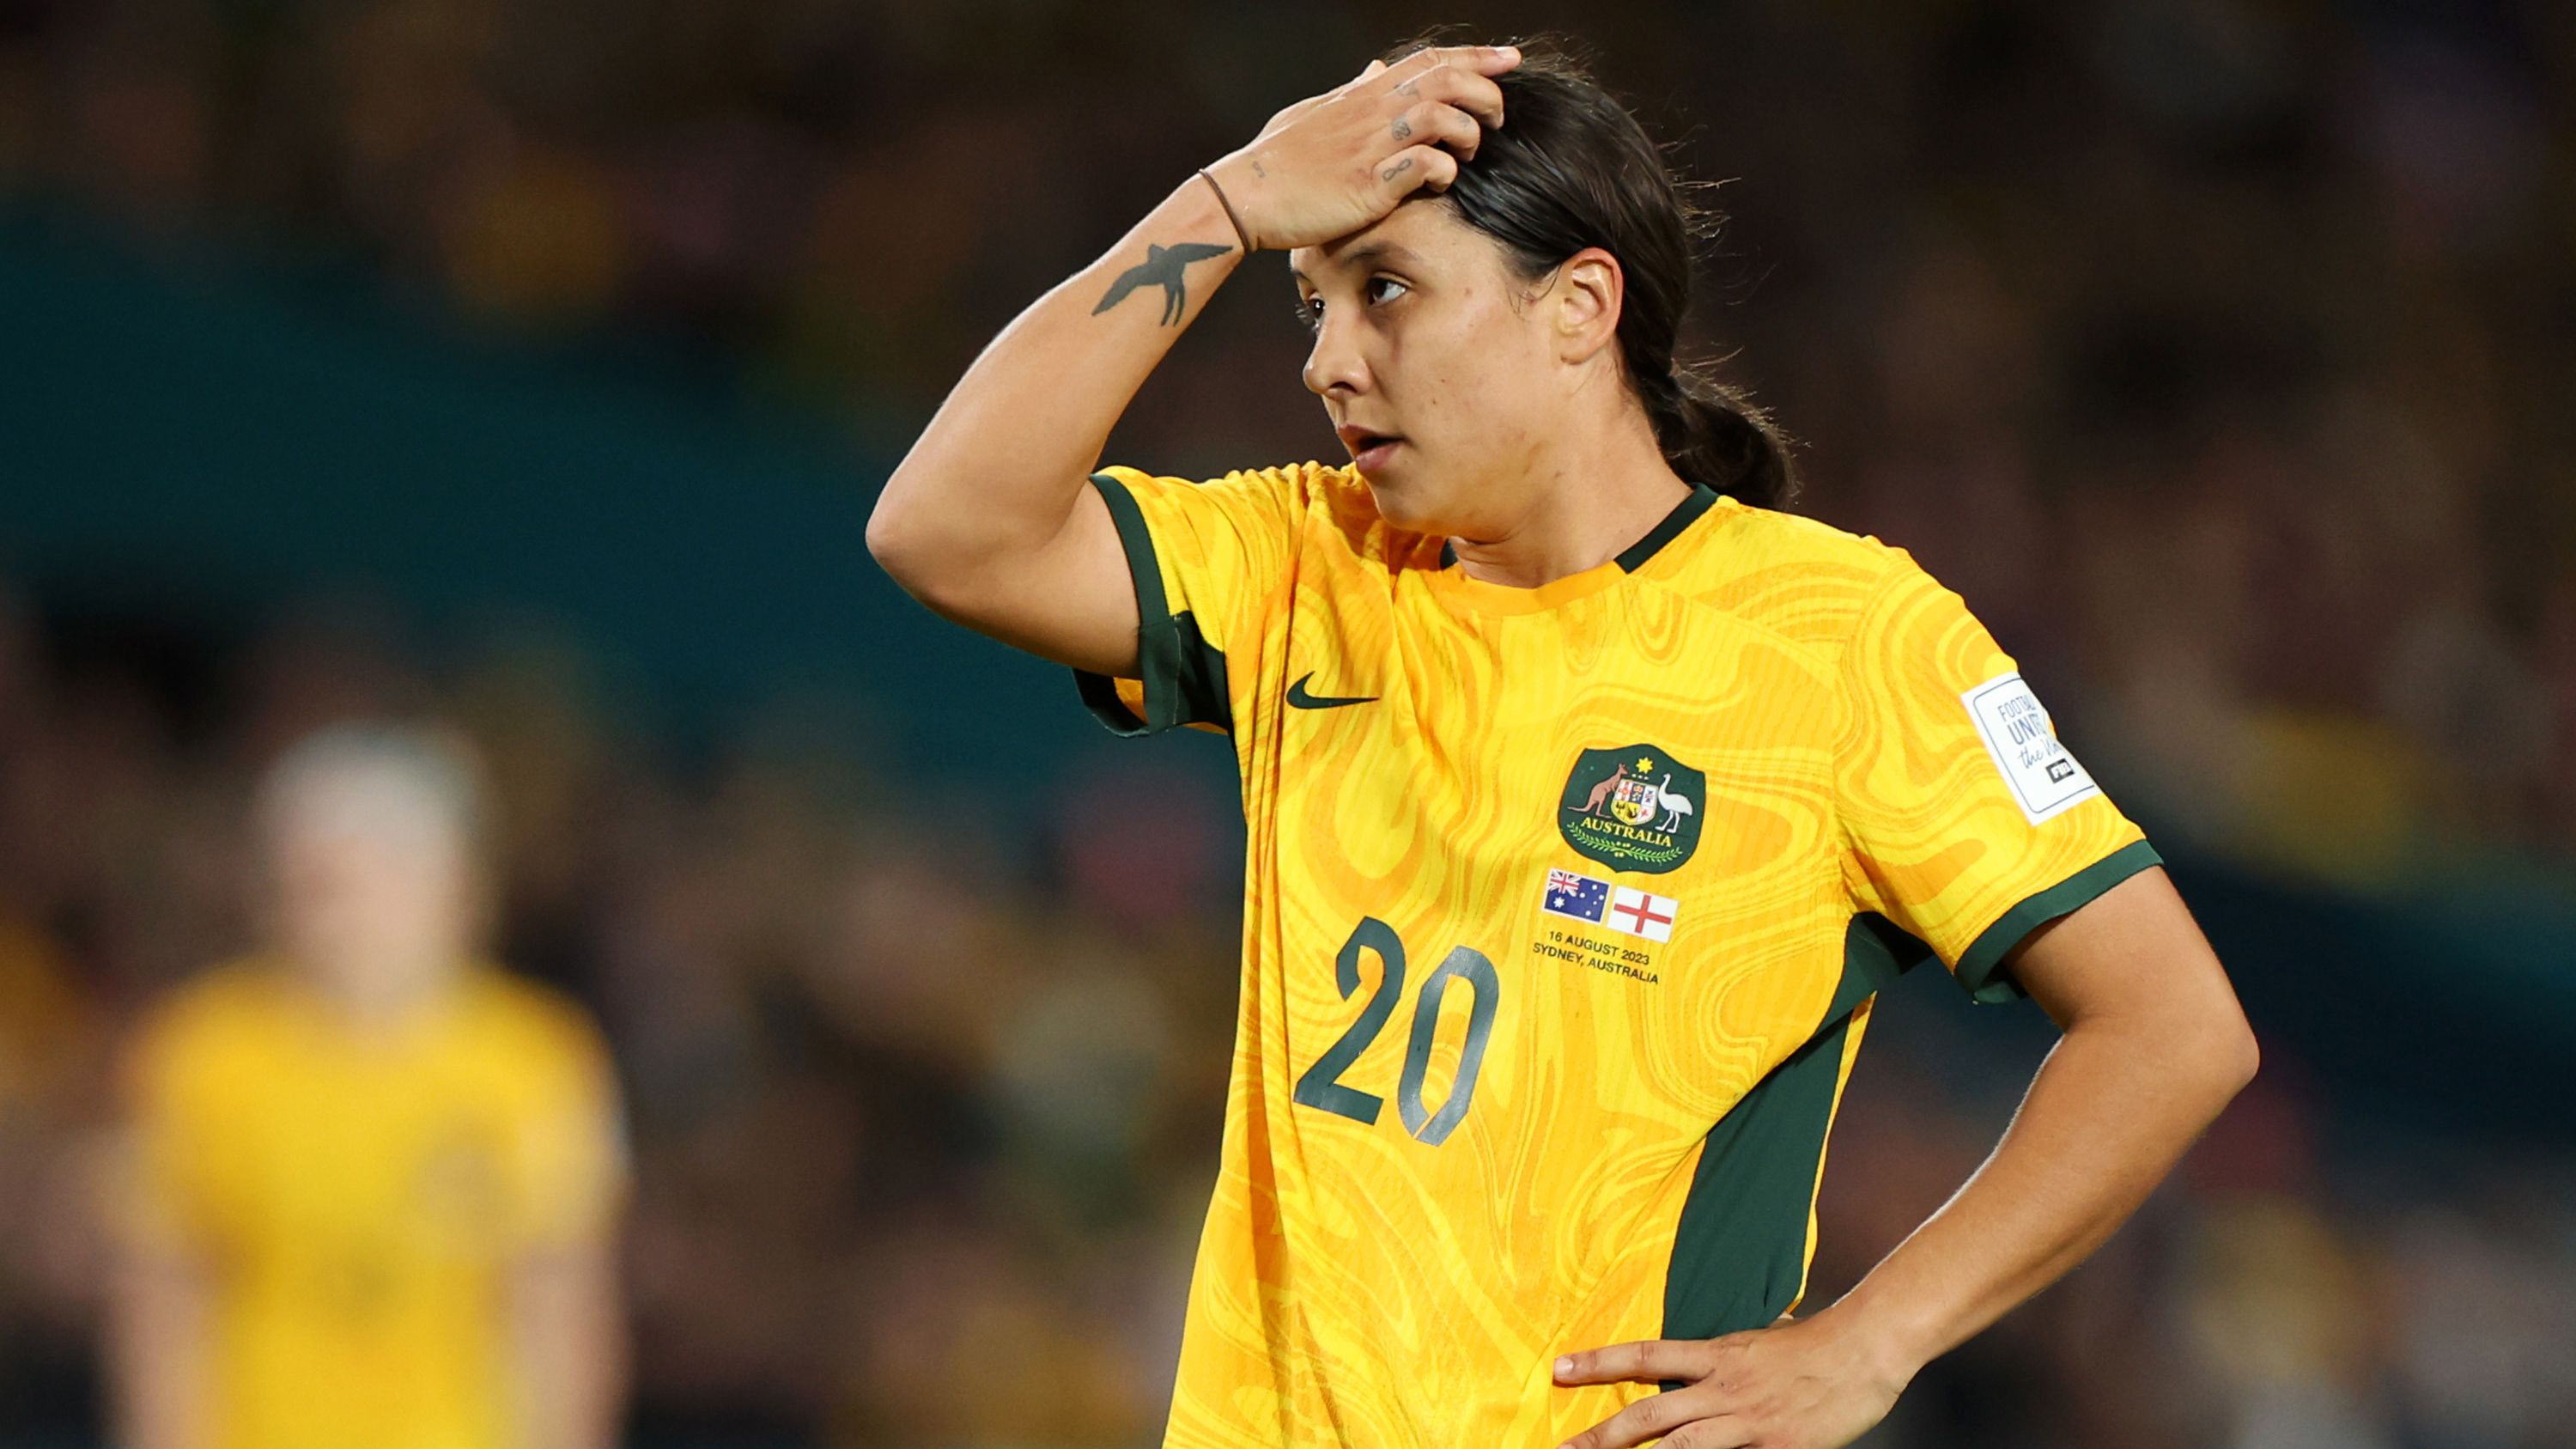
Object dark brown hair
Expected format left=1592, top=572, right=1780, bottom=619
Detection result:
left=1385, top=34, right=1798, bottom=508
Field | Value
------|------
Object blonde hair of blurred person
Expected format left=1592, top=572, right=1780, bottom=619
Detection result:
left=107, top=723, right=627, bottom=1449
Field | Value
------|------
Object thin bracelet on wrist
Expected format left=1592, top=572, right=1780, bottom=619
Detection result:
left=1197, top=167, right=1258, bottom=255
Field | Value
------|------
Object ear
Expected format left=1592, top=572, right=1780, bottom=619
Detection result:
left=1551, top=247, right=1625, bottom=366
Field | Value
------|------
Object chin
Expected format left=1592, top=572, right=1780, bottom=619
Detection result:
left=1361, top=481, right=1432, bottom=533
left=1356, top=465, right=1449, bottom=535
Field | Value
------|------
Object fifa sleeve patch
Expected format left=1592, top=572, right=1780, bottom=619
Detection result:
left=1961, top=672, right=2100, bottom=824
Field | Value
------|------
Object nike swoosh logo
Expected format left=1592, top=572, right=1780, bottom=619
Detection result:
left=1285, top=672, right=1379, bottom=710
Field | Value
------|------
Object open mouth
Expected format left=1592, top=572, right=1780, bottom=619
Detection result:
left=1341, top=430, right=1403, bottom=469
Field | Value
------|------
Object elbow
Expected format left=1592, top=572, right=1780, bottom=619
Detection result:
left=866, top=478, right=948, bottom=596
left=2222, top=1014, right=2262, bottom=1096
left=2195, top=1002, right=2261, bottom=1112
left=2099, top=989, right=2259, bottom=1111
left=865, top=484, right=920, bottom=581
left=866, top=482, right=986, bottom=621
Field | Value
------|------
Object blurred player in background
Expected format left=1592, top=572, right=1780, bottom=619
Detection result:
left=873, top=33, right=2257, bottom=1449
left=105, top=724, right=627, bottom=1449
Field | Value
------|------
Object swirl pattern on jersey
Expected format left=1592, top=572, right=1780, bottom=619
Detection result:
left=1074, top=463, right=2154, bottom=1448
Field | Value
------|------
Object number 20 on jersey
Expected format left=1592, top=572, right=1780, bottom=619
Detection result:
left=1291, top=917, right=1498, bottom=1147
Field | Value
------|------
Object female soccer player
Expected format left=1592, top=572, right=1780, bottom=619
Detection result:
left=112, top=726, right=626, bottom=1449
left=870, top=39, right=2257, bottom=1449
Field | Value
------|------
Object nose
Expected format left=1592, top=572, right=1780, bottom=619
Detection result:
left=1301, top=309, right=1367, bottom=399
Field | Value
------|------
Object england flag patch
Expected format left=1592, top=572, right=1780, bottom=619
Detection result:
left=1607, top=886, right=1680, bottom=942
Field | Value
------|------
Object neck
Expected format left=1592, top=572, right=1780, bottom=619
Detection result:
left=1445, top=415, right=1692, bottom=589
left=295, top=949, right=465, bottom=1030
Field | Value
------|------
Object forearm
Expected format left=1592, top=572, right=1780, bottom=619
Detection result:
left=1825, top=1013, right=2253, bottom=1379
left=867, top=170, right=1244, bottom=576
left=108, top=1251, right=212, bottom=1449
left=509, top=1247, right=625, bottom=1449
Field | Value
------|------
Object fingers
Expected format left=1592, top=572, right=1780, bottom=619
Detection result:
left=1387, top=42, right=1522, bottom=79
left=1398, top=100, right=1486, bottom=162
left=1416, top=66, right=1509, bottom=131
left=1662, top=1418, right=1754, bottom=1449
left=1382, top=45, right=1516, bottom=128
left=1558, top=1385, right=1729, bottom=1449
left=1554, top=1339, right=1715, bottom=1385
left=1375, top=143, right=1460, bottom=198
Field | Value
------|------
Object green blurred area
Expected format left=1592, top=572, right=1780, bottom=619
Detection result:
left=0, top=210, right=1139, bottom=801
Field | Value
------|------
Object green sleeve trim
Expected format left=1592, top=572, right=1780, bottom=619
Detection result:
left=1953, top=840, right=2165, bottom=1003
left=1068, top=472, right=1231, bottom=737
left=1072, top=667, right=1150, bottom=736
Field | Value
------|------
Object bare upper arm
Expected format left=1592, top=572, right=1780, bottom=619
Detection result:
left=2003, top=867, right=2257, bottom=1075
left=868, top=474, right=1145, bottom=679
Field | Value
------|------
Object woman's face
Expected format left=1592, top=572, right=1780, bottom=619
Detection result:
left=261, top=773, right=478, bottom=1012
left=1290, top=199, right=1564, bottom=536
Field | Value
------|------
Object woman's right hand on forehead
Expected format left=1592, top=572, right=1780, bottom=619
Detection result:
left=1206, top=44, right=1519, bottom=254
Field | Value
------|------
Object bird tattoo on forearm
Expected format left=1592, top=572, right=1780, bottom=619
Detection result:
left=1093, top=241, right=1233, bottom=325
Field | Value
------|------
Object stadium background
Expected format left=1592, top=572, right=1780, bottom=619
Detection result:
left=2, top=0, right=2573, bottom=1445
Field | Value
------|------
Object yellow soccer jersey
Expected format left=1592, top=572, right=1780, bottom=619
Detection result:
left=121, top=959, right=624, bottom=1449
left=1073, top=462, right=2157, bottom=1447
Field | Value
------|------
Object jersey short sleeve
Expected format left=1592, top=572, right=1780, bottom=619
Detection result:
left=492, top=992, right=629, bottom=1253
left=1834, top=554, right=2160, bottom=1002
left=118, top=1001, right=223, bottom=1255
left=1072, top=463, right=1304, bottom=737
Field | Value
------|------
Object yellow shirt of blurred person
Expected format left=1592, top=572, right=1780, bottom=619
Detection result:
left=1076, top=463, right=2157, bottom=1447
left=121, top=958, right=623, bottom=1449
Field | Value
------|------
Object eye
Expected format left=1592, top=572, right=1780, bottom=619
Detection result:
left=1364, top=276, right=1410, bottom=307
left=1293, top=295, right=1321, bottom=332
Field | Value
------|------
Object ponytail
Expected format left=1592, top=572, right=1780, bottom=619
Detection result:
left=1639, top=362, right=1798, bottom=510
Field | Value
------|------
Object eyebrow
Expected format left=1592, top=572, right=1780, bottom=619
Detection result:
left=1290, top=240, right=1426, bottom=286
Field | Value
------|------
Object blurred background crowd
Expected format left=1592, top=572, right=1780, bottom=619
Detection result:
left=1, top=0, right=2573, bottom=1446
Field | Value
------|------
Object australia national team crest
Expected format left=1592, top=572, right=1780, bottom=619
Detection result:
left=1558, top=744, right=1705, bottom=875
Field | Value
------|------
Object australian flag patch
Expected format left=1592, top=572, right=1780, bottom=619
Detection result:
left=1541, top=868, right=1611, bottom=924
